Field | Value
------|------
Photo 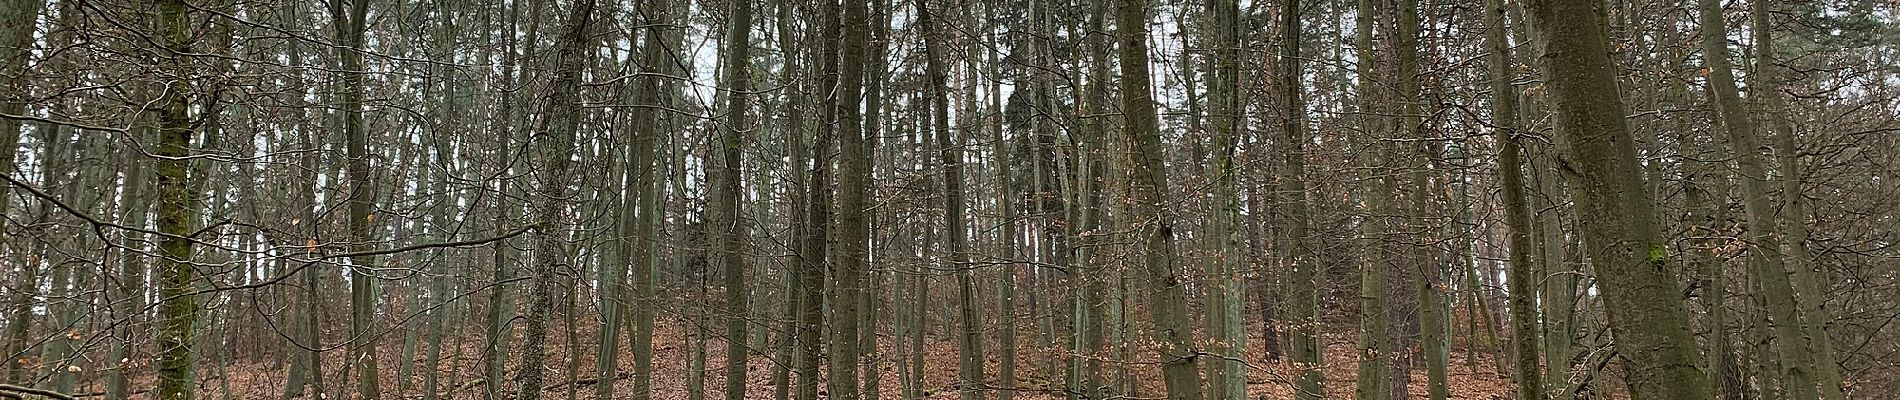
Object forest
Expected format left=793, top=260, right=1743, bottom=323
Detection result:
left=0, top=0, right=1896, bottom=399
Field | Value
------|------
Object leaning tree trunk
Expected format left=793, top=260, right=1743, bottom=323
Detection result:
left=1752, top=4, right=1845, bottom=400
left=1695, top=0, right=1822, bottom=398
left=1524, top=0, right=1712, bottom=398
left=920, top=2, right=983, bottom=399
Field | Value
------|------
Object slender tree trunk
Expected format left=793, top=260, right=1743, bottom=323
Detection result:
left=1486, top=0, right=1541, bottom=396
left=515, top=0, right=595, bottom=398
left=1524, top=0, right=1711, bottom=398
left=627, top=2, right=671, bottom=399
left=153, top=2, right=199, bottom=399
left=795, top=2, right=841, bottom=399
left=1079, top=0, right=1114, bottom=396
left=920, top=2, right=983, bottom=398
left=715, top=0, right=755, bottom=396
left=1279, top=0, right=1322, bottom=396
left=858, top=3, right=890, bottom=397
left=328, top=0, right=381, bottom=397
left=1752, top=6, right=1845, bottom=400
left=1207, top=0, right=1247, bottom=396
left=112, top=130, right=153, bottom=400
left=1353, top=0, right=1390, bottom=398
left=1391, top=0, right=1447, bottom=396
left=826, top=1, right=871, bottom=399
left=1695, top=0, right=1821, bottom=398
left=0, top=0, right=40, bottom=384
left=771, top=3, right=806, bottom=399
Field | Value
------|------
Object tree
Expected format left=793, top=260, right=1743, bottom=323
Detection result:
left=795, top=2, right=842, bottom=399
left=1114, top=0, right=1204, bottom=397
left=921, top=1, right=985, bottom=398
left=1754, top=4, right=1846, bottom=399
left=1696, top=0, right=1824, bottom=397
left=1486, top=0, right=1541, bottom=397
left=0, top=0, right=45, bottom=383
left=1352, top=0, right=1390, bottom=397
left=153, top=1, right=199, bottom=399
left=1280, top=0, right=1324, bottom=397
left=1524, top=0, right=1711, bottom=398
left=827, top=0, right=872, bottom=397
left=713, top=0, right=755, bottom=398
left=1206, top=0, right=1248, bottom=396
left=515, top=0, right=596, bottom=398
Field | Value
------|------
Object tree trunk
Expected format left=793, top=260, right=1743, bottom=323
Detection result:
left=795, top=2, right=841, bottom=399
left=714, top=0, right=755, bottom=398
left=1353, top=0, right=1390, bottom=398
left=153, top=2, right=198, bottom=399
left=328, top=0, right=381, bottom=397
left=1695, top=0, right=1821, bottom=398
left=1279, top=0, right=1322, bottom=396
left=1752, top=5, right=1845, bottom=400
left=514, top=0, right=595, bottom=398
left=0, top=0, right=41, bottom=384
left=920, top=1, right=983, bottom=399
left=1486, top=0, right=1541, bottom=396
left=1207, top=0, right=1247, bottom=396
left=1524, top=0, right=1711, bottom=398
left=1114, top=0, right=1204, bottom=397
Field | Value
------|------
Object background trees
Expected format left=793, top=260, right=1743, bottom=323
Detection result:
left=0, top=0, right=1897, bottom=400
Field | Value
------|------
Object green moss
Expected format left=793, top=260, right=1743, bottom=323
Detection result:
left=1648, top=244, right=1669, bottom=266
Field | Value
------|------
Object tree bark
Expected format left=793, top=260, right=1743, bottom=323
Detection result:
left=1524, top=0, right=1711, bottom=398
left=1114, top=0, right=1204, bottom=397
left=1353, top=0, right=1391, bottom=398
left=514, top=0, right=596, bottom=398
left=1752, top=5, right=1845, bottom=400
left=1695, top=0, right=1821, bottom=398
left=1486, top=0, right=1541, bottom=397
left=714, top=0, right=755, bottom=397
left=153, top=2, right=198, bottom=399
left=0, top=0, right=41, bottom=380
left=1207, top=0, right=1248, bottom=396
left=1279, top=0, right=1322, bottom=397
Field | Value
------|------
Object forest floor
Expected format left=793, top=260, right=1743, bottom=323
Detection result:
left=72, top=319, right=1513, bottom=399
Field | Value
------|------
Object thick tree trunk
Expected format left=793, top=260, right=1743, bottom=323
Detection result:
left=1524, top=0, right=1711, bottom=398
left=1114, top=0, right=1204, bottom=398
